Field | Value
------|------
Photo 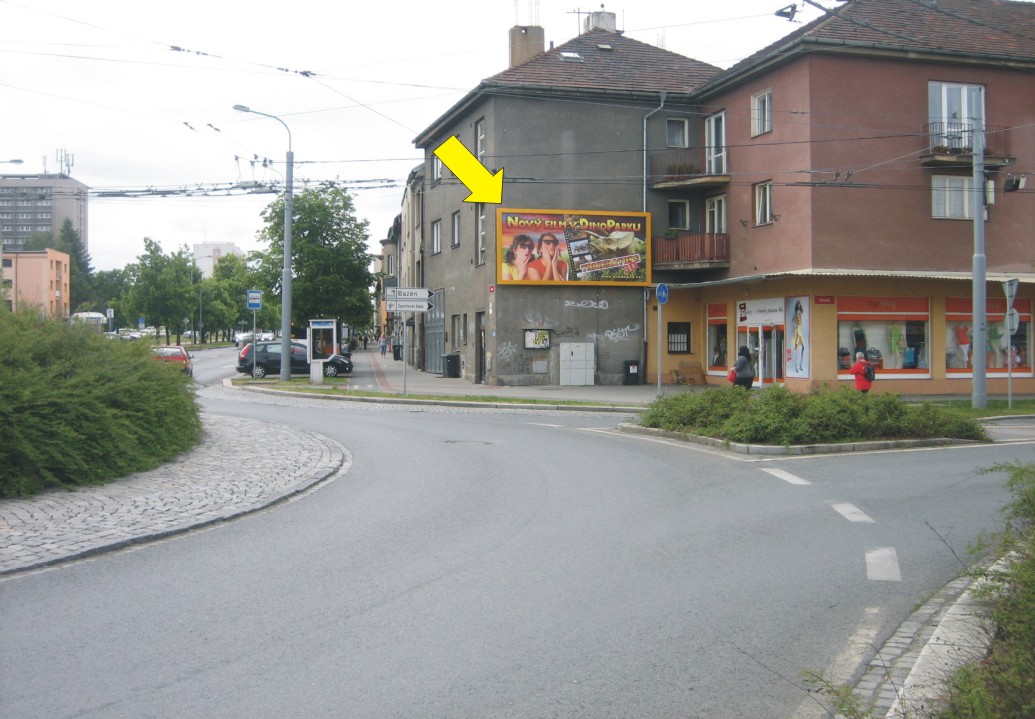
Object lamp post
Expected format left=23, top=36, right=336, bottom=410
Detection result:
left=233, top=104, right=294, bottom=381
left=192, top=254, right=213, bottom=344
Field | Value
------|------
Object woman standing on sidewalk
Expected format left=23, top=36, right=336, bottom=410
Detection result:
left=378, top=334, right=388, bottom=358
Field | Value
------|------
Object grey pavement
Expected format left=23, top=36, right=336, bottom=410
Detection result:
left=2, top=346, right=1033, bottom=717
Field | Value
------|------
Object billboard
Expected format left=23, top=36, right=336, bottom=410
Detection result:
left=497, top=208, right=651, bottom=286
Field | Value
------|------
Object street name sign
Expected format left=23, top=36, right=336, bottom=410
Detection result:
left=386, top=287, right=433, bottom=300
left=386, top=299, right=433, bottom=312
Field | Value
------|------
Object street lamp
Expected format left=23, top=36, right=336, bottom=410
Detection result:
left=233, top=104, right=294, bottom=381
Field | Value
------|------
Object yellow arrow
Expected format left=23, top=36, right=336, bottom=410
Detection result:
left=433, top=136, right=504, bottom=204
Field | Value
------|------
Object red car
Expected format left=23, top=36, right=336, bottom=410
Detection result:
left=152, top=345, right=194, bottom=377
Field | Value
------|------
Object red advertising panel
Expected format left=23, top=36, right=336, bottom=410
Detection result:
left=497, top=208, right=651, bottom=286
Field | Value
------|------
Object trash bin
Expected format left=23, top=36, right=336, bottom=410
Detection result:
left=393, top=344, right=402, bottom=361
left=442, top=352, right=460, bottom=378
left=623, top=359, right=641, bottom=385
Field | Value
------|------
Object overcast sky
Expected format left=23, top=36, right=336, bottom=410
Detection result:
left=3, top=0, right=834, bottom=271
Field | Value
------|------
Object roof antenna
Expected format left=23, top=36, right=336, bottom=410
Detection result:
left=775, top=4, right=798, bottom=20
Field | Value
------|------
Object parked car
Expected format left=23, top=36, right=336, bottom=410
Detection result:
left=152, top=345, right=194, bottom=376
left=236, top=341, right=353, bottom=378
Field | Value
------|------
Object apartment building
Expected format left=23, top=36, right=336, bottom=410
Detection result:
left=401, top=0, right=1034, bottom=395
left=0, top=173, right=89, bottom=253
left=2, top=248, right=71, bottom=318
left=652, top=0, right=1034, bottom=395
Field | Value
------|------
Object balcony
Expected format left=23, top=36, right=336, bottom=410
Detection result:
left=652, top=232, right=729, bottom=270
left=649, top=148, right=731, bottom=189
left=921, top=122, right=1013, bottom=168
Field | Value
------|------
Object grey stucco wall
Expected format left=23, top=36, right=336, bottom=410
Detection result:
left=489, top=285, right=645, bottom=385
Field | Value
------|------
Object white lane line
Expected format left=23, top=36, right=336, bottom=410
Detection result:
left=760, top=467, right=812, bottom=485
left=866, top=547, right=902, bottom=581
left=830, top=502, right=876, bottom=523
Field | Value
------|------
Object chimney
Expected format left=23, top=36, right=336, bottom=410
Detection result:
left=585, top=8, right=617, bottom=33
left=510, top=25, right=545, bottom=67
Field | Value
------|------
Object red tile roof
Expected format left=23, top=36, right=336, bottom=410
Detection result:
left=484, top=28, right=721, bottom=96
left=719, top=0, right=1035, bottom=83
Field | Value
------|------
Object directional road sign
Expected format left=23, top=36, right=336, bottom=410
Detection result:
left=386, top=287, right=433, bottom=300
left=386, top=299, right=433, bottom=312
left=656, top=282, right=669, bottom=304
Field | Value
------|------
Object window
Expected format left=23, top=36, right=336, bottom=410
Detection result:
left=387, top=254, right=395, bottom=276
left=431, top=155, right=443, bottom=183
left=431, top=220, right=441, bottom=254
left=462, top=313, right=468, bottom=345
left=1, top=258, right=11, bottom=267
left=667, top=200, right=689, bottom=230
left=751, top=90, right=773, bottom=137
left=475, top=118, right=486, bottom=164
left=932, top=176, right=974, bottom=219
left=451, top=315, right=462, bottom=351
left=754, top=182, right=773, bottom=226
left=666, top=118, right=688, bottom=148
left=705, top=195, right=727, bottom=233
left=668, top=322, right=690, bottom=354
left=707, top=304, right=728, bottom=370
left=836, top=296, right=930, bottom=375
left=945, top=297, right=1031, bottom=373
left=476, top=204, right=486, bottom=265
left=451, top=211, right=460, bottom=247
left=928, top=82, right=983, bottom=150
left=705, top=112, right=726, bottom=174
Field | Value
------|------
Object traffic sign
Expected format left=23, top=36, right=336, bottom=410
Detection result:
left=386, top=287, right=433, bottom=300
left=1003, top=278, right=1019, bottom=308
left=1008, top=308, right=1020, bottom=335
left=246, top=289, right=263, bottom=310
left=386, top=299, right=433, bottom=312
left=656, top=283, right=669, bottom=304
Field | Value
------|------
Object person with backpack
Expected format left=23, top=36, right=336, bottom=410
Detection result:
left=850, top=351, right=875, bottom=393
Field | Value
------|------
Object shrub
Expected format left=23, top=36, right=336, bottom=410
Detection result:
left=0, top=308, right=202, bottom=497
left=639, top=385, right=987, bottom=445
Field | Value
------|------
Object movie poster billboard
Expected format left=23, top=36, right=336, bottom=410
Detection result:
left=497, top=208, right=651, bottom=286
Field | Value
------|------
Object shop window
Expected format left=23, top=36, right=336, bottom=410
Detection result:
left=945, top=297, right=1031, bottom=373
left=707, top=303, right=728, bottom=370
left=836, top=297, right=931, bottom=375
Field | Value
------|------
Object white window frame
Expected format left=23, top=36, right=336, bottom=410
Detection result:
left=475, top=118, right=486, bottom=164
left=476, top=204, right=486, bottom=265
left=666, top=118, right=688, bottom=148
left=706, top=195, right=727, bottom=234
left=431, top=219, right=442, bottom=254
left=751, top=89, right=773, bottom=137
left=754, top=182, right=774, bottom=226
left=667, top=200, right=689, bottom=230
left=932, top=175, right=974, bottom=219
left=928, top=82, right=984, bottom=150
left=451, top=211, right=460, bottom=247
left=431, top=155, right=443, bottom=183
left=705, top=112, right=726, bottom=174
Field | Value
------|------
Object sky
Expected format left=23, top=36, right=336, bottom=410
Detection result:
left=2, top=0, right=833, bottom=271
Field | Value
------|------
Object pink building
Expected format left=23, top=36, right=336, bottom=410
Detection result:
left=1, top=248, right=71, bottom=318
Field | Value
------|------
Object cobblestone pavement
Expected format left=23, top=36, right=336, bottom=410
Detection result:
left=0, top=412, right=349, bottom=576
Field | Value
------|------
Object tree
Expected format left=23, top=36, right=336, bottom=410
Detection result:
left=58, top=219, right=95, bottom=312
left=212, top=252, right=279, bottom=336
left=123, top=239, right=194, bottom=343
left=90, top=268, right=133, bottom=330
left=255, top=185, right=375, bottom=333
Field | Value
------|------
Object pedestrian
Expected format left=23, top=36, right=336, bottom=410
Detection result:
left=849, top=351, right=874, bottom=393
left=379, top=334, right=388, bottom=358
left=733, top=345, right=754, bottom=389
left=363, top=335, right=369, bottom=350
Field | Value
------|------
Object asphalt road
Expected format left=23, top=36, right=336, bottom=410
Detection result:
left=3, top=369, right=1030, bottom=718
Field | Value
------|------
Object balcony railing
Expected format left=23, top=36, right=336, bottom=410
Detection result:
left=652, top=232, right=730, bottom=267
left=922, top=122, right=1013, bottom=166
left=649, top=148, right=730, bottom=186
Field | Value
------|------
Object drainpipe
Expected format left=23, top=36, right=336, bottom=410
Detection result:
left=643, top=91, right=667, bottom=211
left=642, top=91, right=667, bottom=385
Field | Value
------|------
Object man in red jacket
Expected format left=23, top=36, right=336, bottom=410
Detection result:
left=849, top=351, right=873, bottom=393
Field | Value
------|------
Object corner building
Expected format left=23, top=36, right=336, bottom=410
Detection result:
left=403, top=1, right=1034, bottom=395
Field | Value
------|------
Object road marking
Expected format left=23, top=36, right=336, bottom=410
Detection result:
left=830, top=502, right=876, bottom=523
left=866, top=547, right=902, bottom=581
left=760, top=467, right=811, bottom=485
